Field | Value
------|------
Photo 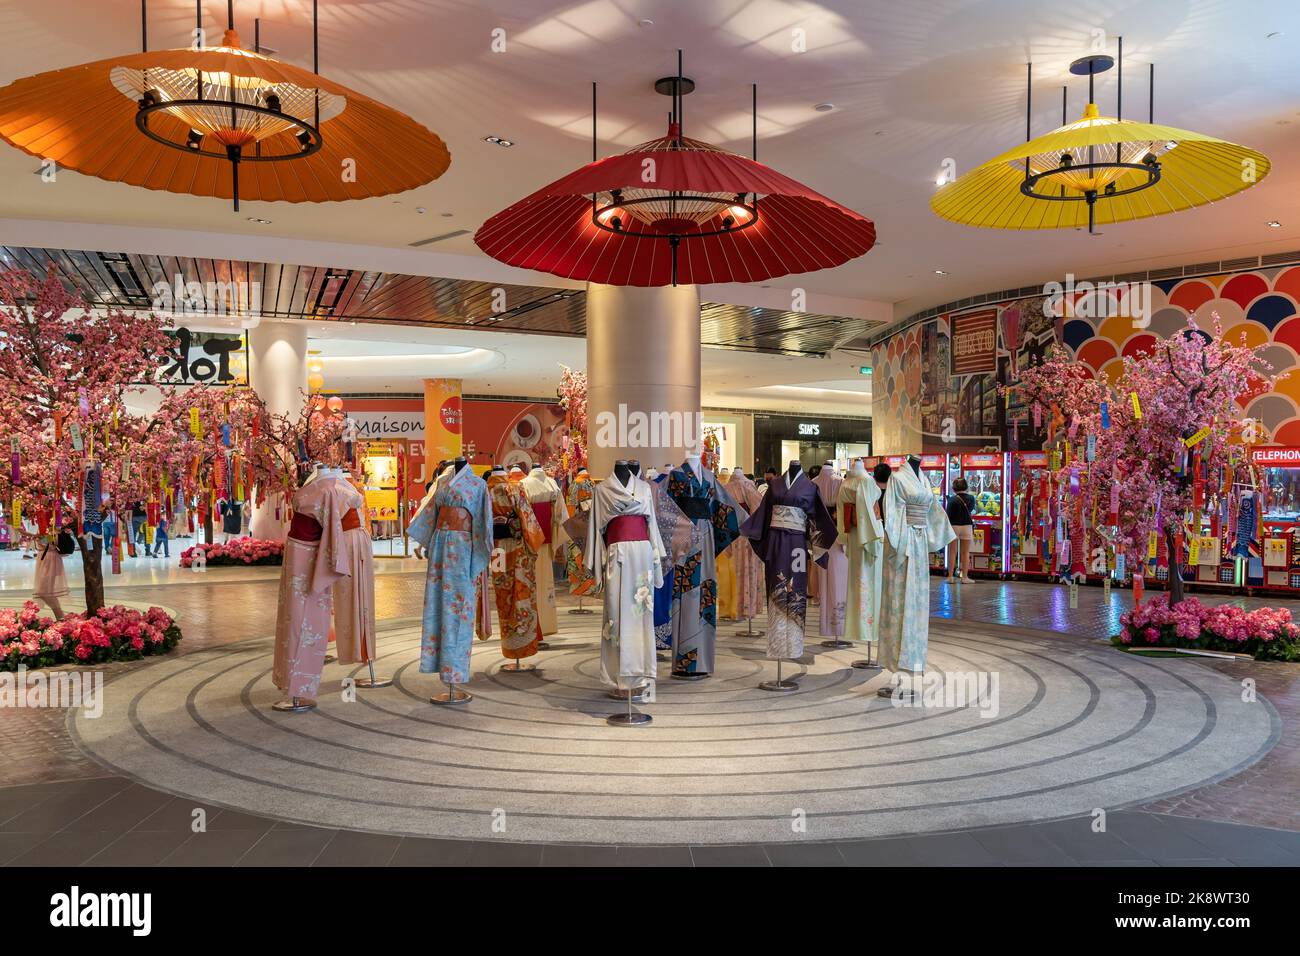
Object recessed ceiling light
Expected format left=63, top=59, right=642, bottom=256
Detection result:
left=638, top=18, right=654, bottom=28
left=813, top=102, right=835, bottom=113
left=934, top=269, right=948, bottom=275
left=483, top=136, right=514, bottom=147
left=1267, top=220, right=1282, bottom=228
left=415, top=206, right=427, bottom=214
left=246, top=217, right=272, bottom=224
left=441, top=212, right=454, bottom=217
left=1267, top=31, right=1283, bottom=38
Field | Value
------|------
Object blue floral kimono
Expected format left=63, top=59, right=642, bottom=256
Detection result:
left=667, top=462, right=740, bottom=676
left=407, top=465, right=494, bottom=685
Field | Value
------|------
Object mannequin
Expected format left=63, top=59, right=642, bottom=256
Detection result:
left=487, top=463, right=546, bottom=671
left=667, top=454, right=741, bottom=679
left=628, top=459, right=641, bottom=478
left=522, top=465, right=568, bottom=639
left=841, top=458, right=885, bottom=670
left=586, top=459, right=667, bottom=720
left=740, top=458, right=837, bottom=680
left=876, top=454, right=955, bottom=700
left=408, top=460, right=494, bottom=705
left=272, top=468, right=366, bottom=712
left=725, top=468, right=766, bottom=636
left=813, top=460, right=849, bottom=646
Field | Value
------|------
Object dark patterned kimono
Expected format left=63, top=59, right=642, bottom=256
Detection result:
left=667, top=462, right=740, bottom=676
left=740, top=468, right=839, bottom=660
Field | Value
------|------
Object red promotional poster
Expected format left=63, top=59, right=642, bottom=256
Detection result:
left=949, top=308, right=998, bottom=376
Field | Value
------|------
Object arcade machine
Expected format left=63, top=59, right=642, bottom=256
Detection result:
left=1008, top=452, right=1054, bottom=579
left=1252, top=446, right=1300, bottom=593
left=952, top=453, right=1006, bottom=578
left=920, top=454, right=949, bottom=572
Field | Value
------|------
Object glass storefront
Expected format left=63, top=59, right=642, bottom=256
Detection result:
left=754, top=414, right=871, bottom=475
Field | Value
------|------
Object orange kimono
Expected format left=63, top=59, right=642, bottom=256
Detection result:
left=487, top=472, right=546, bottom=660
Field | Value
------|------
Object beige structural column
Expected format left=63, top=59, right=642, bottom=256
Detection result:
left=248, top=321, right=308, bottom=539
left=586, top=282, right=702, bottom=477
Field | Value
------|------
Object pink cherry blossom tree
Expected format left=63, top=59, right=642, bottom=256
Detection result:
left=1010, top=314, right=1276, bottom=606
left=0, top=267, right=180, bottom=612
left=556, top=364, right=588, bottom=478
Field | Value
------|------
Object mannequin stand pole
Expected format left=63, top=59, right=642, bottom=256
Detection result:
left=568, top=595, right=595, bottom=615
left=500, top=658, right=538, bottom=674
left=431, top=682, right=472, bottom=705
left=734, top=616, right=765, bottom=638
left=355, top=660, right=393, bottom=689
left=851, top=641, right=881, bottom=670
left=821, top=637, right=853, bottom=649
left=759, top=659, right=798, bottom=692
left=607, top=683, right=652, bottom=726
left=607, top=686, right=649, bottom=702
left=272, top=696, right=316, bottom=713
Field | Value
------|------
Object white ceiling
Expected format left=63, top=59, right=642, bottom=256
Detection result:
left=0, top=0, right=1298, bottom=321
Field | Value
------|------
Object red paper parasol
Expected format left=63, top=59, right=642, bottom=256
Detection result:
left=475, top=58, right=875, bottom=287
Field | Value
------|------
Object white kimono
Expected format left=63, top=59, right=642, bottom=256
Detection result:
left=585, top=472, right=667, bottom=690
left=839, top=469, right=885, bottom=645
left=521, top=467, right=568, bottom=636
left=878, top=462, right=955, bottom=673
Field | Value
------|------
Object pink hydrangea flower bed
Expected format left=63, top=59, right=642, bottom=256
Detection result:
left=0, top=601, right=182, bottom=671
left=180, top=538, right=284, bottom=568
left=1115, top=596, right=1300, bottom=661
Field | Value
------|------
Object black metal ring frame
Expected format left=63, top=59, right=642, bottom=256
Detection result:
left=135, top=99, right=323, bottom=161
left=1019, top=160, right=1160, bottom=201
left=591, top=193, right=760, bottom=239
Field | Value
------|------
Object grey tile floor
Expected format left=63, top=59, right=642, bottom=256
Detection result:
left=3, top=776, right=1299, bottom=867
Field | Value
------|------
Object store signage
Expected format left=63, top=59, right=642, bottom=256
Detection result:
left=156, top=329, right=245, bottom=384
left=350, top=410, right=426, bottom=439
left=797, top=422, right=821, bottom=436
left=1251, top=447, right=1300, bottom=465
left=949, top=308, right=998, bottom=376
left=1019, top=452, right=1048, bottom=466
left=962, top=453, right=1001, bottom=467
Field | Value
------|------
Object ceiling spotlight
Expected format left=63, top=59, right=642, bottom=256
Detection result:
left=934, top=269, right=948, bottom=275
left=246, top=217, right=272, bottom=224
left=185, top=128, right=203, bottom=150
left=1268, top=220, right=1282, bottom=228
left=415, top=206, right=427, bottom=214
left=638, top=18, right=654, bottom=28
left=295, top=128, right=312, bottom=151
left=813, top=102, right=835, bottom=112
left=483, top=136, right=514, bottom=147
left=263, top=91, right=282, bottom=113
left=1266, top=31, right=1284, bottom=38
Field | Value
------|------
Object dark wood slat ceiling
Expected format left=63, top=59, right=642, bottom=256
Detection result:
left=0, top=247, right=875, bottom=356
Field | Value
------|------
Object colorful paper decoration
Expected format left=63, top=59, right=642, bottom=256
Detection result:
left=1184, top=426, right=1211, bottom=448
left=1100, top=401, right=1111, bottom=429
left=1130, top=392, right=1142, bottom=419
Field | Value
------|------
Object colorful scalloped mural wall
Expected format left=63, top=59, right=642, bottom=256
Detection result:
left=870, top=263, right=1300, bottom=455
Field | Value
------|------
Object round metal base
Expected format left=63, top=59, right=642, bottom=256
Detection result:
left=851, top=660, right=881, bottom=671
left=272, top=698, right=316, bottom=713
left=671, top=672, right=709, bottom=682
left=607, top=712, right=653, bottom=726
left=1069, top=53, right=1115, bottom=75
left=537, top=641, right=552, bottom=651
left=759, top=679, right=798, bottom=693
left=654, top=75, right=696, bottom=97
left=607, top=688, right=650, bottom=702
left=877, top=687, right=917, bottom=701
left=500, top=661, right=538, bottom=673
left=431, top=688, right=472, bottom=705
left=821, top=640, right=853, bottom=649
left=567, top=607, right=595, bottom=615
left=354, top=676, right=393, bottom=689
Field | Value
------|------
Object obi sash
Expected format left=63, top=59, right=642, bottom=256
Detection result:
left=436, top=506, right=473, bottom=532
left=906, top=499, right=929, bottom=527
left=771, top=504, right=806, bottom=532
left=843, top=503, right=857, bottom=529
left=533, top=499, right=553, bottom=544
left=291, top=507, right=362, bottom=542
left=288, top=512, right=323, bottom=542
left=677, top=498, right=711, bottom=521
left=604, top=514, right=649, bottom=545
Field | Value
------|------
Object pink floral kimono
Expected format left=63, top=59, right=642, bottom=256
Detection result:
left=273, top=476, right=360, bottom=699
left=726, top=470, right=766, bottom=620
left=333, top=499, right=376, bottom=665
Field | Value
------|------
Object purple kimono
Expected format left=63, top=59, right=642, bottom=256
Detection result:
left=740, top=468, right=838, bottom=660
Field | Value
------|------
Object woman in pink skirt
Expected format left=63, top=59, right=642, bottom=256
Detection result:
left=33, top=530, right=70, bottom=620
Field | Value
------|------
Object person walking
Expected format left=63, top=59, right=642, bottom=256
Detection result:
left=154, top=513, right=170, bottom=559
left=130, top=500, right=152, bottom=557
left=945, top=477, right=977, bottom=582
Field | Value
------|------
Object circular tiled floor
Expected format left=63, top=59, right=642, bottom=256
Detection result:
left=68, top=617, right=1278, bottom=844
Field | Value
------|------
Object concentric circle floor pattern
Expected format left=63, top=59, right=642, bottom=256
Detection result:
left=69, top=618, right=1279, bottom=845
